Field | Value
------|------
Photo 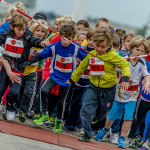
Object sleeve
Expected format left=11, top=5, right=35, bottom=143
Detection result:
left=29, top=35, right=43, bottom=48
left=39, top=45, right=52, bottom=59
left=71, top=54, right=90, bottom=82
left=0, top=22, right=10, bottom=34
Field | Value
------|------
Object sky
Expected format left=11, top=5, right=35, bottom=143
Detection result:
left=36, top=0, right=150, bottom=28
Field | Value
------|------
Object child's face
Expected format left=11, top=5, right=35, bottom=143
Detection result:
left=123, top=35, right=133, bottom=50
left=96, top=21, right=109, bottom=29
left=34, top=25, right=45, bottom=39
left=77, top=24, right=85, bottom=35
left=61, top=36, right=73, bottom=47
left=54, top=19, right=59, bottom=32
left=95, top=41, right=110, bottom=55
left=87, top=37, right=95, bottom=49
left=131, top=44, right=145, bottom=57
left=76, top=34, right=86, bottom=45
left=11, top=25, right=26, bottom=37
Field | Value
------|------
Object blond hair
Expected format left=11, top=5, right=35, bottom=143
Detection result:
left=129, top=36, right=149, bottom=53
left=10, top=14, right=27, bottom=27
left=93, top=28, right=113, bottom=46
left=30, top=19, right=49, bottom=40
left=95, top=18, right=110, bottom=28
left=59, top=15, right=72, bottom=25
left=10, top=2, right=27, bottom=15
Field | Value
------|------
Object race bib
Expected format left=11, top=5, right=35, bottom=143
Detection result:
left=121, top=80, right=140, bottom=94
left=5, top=38, right=24, bottom=58
left=28, top=48, right=43, bottom=65
left=80, top=66, right=90, bottom=79
left=54, top=54, right=73, bottom=73
left=90, top=57, right=105, bottom=75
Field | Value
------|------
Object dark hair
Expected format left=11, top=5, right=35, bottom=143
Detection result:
left=77, top=20, right=89, bottom=28
left=59, top=24, right=76, bottom=38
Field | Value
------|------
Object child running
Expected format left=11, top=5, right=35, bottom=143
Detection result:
left=20, top=24, right=86, bottom=133
left=69, top=28, right=131, bottom=142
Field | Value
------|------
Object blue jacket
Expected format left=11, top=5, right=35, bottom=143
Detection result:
left=39, top=41, right=85, bottom=87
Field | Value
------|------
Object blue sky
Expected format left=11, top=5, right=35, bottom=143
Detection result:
left=36, top=0, right=150, bottom=28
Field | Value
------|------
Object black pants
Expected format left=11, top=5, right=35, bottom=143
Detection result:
left=80, top=83, right=116, bottom=138
left=40, top=77, right=70, bottom=119
left=19, top=72, right=36, bottom=112
left=0, top=67, right=23, bottom=111
left=128, top=99, right=150, bottom=138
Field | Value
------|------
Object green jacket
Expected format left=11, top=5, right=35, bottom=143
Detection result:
left=71, top=48, right=131, bottom=88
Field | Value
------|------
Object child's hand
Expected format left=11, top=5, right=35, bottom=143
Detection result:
left=7, top=71, right=21, bottom=84
left=41, top=41, right=50, bottom=47
left=121, top=82, right=129, bottom=90
left=66, top=80, right=71, bottom=84
left=142, top=83, right=150, bottom=94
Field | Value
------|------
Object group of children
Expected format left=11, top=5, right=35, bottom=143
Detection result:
left=0, top=1, right=150, bottom=150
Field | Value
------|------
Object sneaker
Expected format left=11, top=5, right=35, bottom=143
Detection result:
left=43, top=122, right=53, bottom=128
left=110, top=133, right=119, bottom=144
left=1, top=105, right=6, bottom=120
left=141, top=140, right=150, bottom=150
left=49, top=116, right=55, bottom=127
left=15, top=108, right=20, bottom=117
left=118, top=136, right=126, bottom=149
left=6, top=110, right=15, bottom=120
left=53, top=117, right=61, bottom=133
left=31, top=114, right=41, bottom=120
left=64, top=124, right=75, bottom=131
left=33, top=114, right=50, bottom=125
left=78, top=134, right=90, bottom=142
left=90, top=130, right=98, bottom=138
left=19, top=111, right=26, bottom=122
left=95, top=128, right=110, bottom=141
left=78, top=128, right=84, bottom=135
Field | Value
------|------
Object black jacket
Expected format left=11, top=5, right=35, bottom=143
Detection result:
left=0, top=29, right=43, bottom=73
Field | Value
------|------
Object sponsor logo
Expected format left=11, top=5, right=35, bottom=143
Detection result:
left=107, top=103, right=110, bottom=107
left=60, top=57, right=65, bottom=62
left=129, top=80, right=133, bottom=85
left=91, top=58, right=95, bottom=63
left=11, top=40, right=16, bottom=45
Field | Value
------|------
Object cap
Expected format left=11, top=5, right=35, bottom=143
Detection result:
left=33, top=13, right=47, bottom=21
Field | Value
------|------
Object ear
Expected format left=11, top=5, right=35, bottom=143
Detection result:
left=10, top=25, right=13, bottom=30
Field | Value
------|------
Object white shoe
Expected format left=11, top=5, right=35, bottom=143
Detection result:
left=110, top=133, right=119, bottom=144
left=6, top=110, right=15, bottom=120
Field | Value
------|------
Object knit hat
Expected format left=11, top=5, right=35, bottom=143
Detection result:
left=33, top=13, right=47, bottom=21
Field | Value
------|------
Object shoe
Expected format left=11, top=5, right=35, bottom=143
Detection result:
left=33, top=114, right=50, bottom=125
left=31, top=114, right=41, bottom=120
left=78, top=134, right=90, bottom=142
left=53, top=117, right=61, bottom=133
left=118, top=136, right=126, bottom=149
left=90, top=130, right=98, bottom=138
left=26, top=110, right=34, bottom=119
left=19, top=111, right=26, bottom=122
left=95, top=128, right=110, bottom=141
left=64, top=124, right=75, bottom=131
left=110, top=133, right=119, bottom=144
left=49, top=116, right=55, bottom=127
left=15, top=108, right=20, bottom=117
left=1, top=105, right=6, bottom=120
left=77, top=128, right=84, bottom=135
left=141, top=140, right=150, bottom=150
left=6, top=110, right=15, bottom=120
left=43, top=122, right=53, bottom=128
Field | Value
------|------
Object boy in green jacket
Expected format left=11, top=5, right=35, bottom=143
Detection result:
left=68, top=28, right=131, bottom=142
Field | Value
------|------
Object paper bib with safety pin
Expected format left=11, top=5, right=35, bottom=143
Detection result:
left=54, top=54, right=73, bottom=73
left=121, top=80, right=140, bottom=94
left=90, top=57, right=105, bottom=75
left=5, top=37, right=24, bottom=58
